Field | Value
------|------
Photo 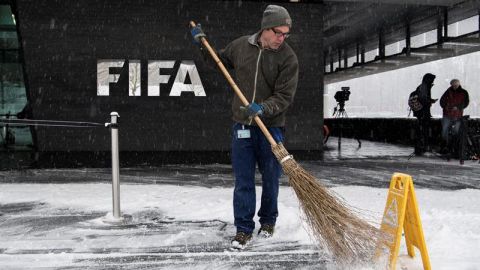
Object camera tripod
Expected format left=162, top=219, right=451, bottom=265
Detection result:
left=331, top=102, right=361, bottom=150
left=333, top=102, right=349, bottom=118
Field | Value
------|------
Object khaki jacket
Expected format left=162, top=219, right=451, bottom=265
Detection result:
left=219, top=32, right=299, bottom=127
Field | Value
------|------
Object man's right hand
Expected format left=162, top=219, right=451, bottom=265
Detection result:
left=190, top=24, right=206, bottom=45
left=240, top=102, right=264, bottom=117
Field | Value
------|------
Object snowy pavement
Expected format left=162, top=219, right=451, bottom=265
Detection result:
left=0, top=138, right=479, bottom=269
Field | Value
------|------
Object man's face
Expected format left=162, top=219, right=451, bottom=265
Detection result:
left=452, top=81, right=460, bottom=90
left=261, top=26, right=290, bottom=50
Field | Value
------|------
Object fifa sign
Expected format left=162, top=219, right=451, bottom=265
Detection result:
left=97, top=60, right=206, bottom=96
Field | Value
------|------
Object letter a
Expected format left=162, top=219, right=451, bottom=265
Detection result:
left=170, top=60, right=206, bottom=96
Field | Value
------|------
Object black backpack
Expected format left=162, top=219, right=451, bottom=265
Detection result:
left=408, top=90, right=423, bottom=112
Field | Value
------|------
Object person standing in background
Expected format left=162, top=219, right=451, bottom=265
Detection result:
left=439, top=79, right=469, bottom=153
left=413, top=73, right=437, bottom=155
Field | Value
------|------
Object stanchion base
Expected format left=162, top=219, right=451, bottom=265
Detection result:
left=101, top=214, right=133, bottom=225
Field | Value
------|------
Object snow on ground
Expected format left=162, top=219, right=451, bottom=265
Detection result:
left=0, top=182, right=479, bottom=269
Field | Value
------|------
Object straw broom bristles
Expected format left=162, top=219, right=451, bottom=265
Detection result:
left=272, top=143, right=383, bottom=264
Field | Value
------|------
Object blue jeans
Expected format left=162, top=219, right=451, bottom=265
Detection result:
left=231, top=123, right=284, bottom=234
left=441, top=117, right=461, bottom=143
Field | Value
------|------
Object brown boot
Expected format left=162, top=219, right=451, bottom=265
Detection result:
left=258, top=224, right=275, bottom=238
left=231, top=231, right=252, bottom=250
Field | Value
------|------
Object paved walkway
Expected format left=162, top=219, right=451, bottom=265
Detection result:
left=0, top=138, right=478, bottom=269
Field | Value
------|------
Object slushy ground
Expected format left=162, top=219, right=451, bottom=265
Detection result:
left=1, top=138, right=479, bottom=269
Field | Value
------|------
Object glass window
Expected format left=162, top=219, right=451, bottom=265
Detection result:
left=1, top=5, right=33, bottom=150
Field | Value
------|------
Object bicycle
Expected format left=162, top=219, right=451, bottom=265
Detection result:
left=445, top=115, right=480, bottom=164
left=462, top=116, right=480, bottom=162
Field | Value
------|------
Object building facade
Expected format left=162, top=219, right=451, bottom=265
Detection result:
left=0, top=1, right=324, bottom=167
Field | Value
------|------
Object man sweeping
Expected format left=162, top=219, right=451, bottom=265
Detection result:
left=191, top=5, right=299, bottom=250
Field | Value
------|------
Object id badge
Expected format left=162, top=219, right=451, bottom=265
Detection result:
left=237, top=129, right=251, bottom=139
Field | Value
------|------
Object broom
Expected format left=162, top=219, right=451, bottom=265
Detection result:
left=189, top=21, right=383, bottom=264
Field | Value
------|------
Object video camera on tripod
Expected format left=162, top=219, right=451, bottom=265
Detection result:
left=328, top=86, right=361, bottom=149
left=333, top=86, right=351, bottom=116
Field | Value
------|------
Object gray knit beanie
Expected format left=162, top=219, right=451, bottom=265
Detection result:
left=261, top=5, right=292, bottom=30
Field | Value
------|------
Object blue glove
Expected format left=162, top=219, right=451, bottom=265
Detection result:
left=190, top=24, right=206, bottom=45
left=241, top=102, right=263, bottom=117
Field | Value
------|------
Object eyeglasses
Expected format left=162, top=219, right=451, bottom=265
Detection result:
left=270, top=28, right=290, bottom=39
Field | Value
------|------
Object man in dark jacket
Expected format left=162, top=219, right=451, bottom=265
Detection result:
left=413, top=73, right=437, bottom=155
left=440, top=79, right=469, bottom=146
left=191, top=5, right=298, bottom=249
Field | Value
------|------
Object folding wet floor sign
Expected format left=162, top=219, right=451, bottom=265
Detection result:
left=376, top=173, right=431, bottom=270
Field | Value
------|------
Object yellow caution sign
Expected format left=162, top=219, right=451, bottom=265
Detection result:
left=376, top=173, right=431, bottom=270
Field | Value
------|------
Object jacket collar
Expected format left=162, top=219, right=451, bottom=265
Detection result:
left=448, top=86, right=463, bottom=91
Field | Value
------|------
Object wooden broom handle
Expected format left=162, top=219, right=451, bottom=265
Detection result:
left=190, top=21, right=277, bottom=146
